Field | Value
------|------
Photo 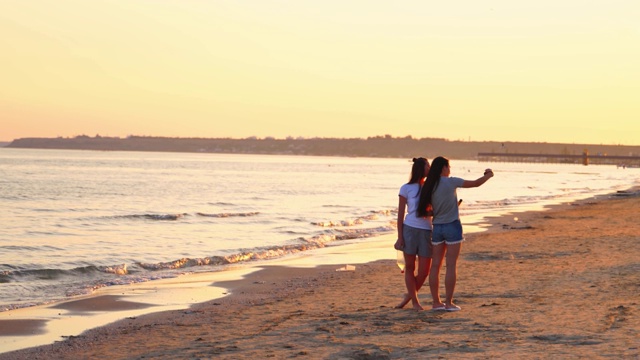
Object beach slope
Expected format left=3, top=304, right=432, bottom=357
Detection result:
left=2, top=193, right=639, bottom=359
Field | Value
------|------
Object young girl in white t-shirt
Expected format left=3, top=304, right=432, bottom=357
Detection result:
left=393, top=157, right=433, bottom=311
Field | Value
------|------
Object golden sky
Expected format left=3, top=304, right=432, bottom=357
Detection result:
left=1, top=1, right=639, bottom=145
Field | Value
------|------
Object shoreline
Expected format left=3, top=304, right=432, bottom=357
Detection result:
left=0, top=231, right=396, bottom=354
left=1, top=188, right=639, bottom=358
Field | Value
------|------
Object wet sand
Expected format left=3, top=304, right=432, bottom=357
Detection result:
left=1, top=190, right=638, bottom=359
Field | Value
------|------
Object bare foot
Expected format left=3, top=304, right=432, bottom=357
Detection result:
left=394, top=293, right=410, bottom=309
left=412, top=303, right=424, bottom=312
left=444, top=303, right=461, bottom=312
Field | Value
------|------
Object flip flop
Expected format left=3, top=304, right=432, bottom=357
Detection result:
left=431, top=305, right=446, bottom=311
left=445, top=305, right=461, bottom=312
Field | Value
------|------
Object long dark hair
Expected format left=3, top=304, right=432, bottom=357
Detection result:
left=417, top=156, right=449, bottom=217
left=408, top=157, right=429, bottom=185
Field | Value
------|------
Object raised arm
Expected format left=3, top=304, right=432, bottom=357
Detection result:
left=462, top=169, right=494, bottom=188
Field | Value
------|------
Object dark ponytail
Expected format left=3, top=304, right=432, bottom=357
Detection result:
left=407, top=157, right=428, bottom=185
left=417, top=156, right=449, bottom=217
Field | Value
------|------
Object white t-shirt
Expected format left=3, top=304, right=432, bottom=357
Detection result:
left=399, top=183, right=432, bottom=230
left=432, top=176, right=465, bottom=224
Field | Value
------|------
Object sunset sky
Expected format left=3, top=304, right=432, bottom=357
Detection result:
left=1, top=1, right=639, bottom=145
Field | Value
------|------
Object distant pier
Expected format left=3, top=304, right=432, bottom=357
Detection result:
left=477, top=152, right=640, bottom=167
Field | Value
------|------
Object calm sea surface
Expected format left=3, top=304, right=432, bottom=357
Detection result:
left=1, top=148, right=638, bottom=311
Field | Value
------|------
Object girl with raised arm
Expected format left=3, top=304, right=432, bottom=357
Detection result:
left=417, top=156, right=494, bottom=311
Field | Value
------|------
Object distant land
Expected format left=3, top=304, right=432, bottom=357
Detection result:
left=5, top=135, right=640, bottom=160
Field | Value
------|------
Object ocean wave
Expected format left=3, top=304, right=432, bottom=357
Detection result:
left=196, top=211, right=260, bottom=218
left=209, top=202, right=235, bottom=206
left=0, top=263, right=133, bottom=279
left=311, top=210, right=392, bottom=228
left=0, top=245, right=50, bottom=251
left=100, top=264, right=128, bottom=275
left=332, top=226, right=395, bottom=240
left=0, top=273, right=10, bottom=283
left=1, top=224, right=397, bottom=287
left=137, top=225, right=395, bottom=271
left=0, top=222, right=396, bottom=312
left=103, top=211, right=261, bottom=221
left=138, top=256, right=229, bottom=270
left=311, top=219, right=363, bottom=227
left=114, top=213, right=187, bottom=221
left=1, top=268, right=68, bottom=280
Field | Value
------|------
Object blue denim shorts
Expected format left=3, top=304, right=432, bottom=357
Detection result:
left=432, top=219, right=464, bottom=245
left=402, top=224, right=432, bottom=258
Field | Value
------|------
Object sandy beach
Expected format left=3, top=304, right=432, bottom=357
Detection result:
left=1, top=189, right=639, bottom=359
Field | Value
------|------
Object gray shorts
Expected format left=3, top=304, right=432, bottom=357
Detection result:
left=402, top=224, right=432, bottom=258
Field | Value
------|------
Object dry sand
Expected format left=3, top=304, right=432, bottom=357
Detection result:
left=1, top=190, right=638, bottom=359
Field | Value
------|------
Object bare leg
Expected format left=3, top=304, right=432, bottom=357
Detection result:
left=429, top=243, right=446, bottom=309
left=444, top=242, right=462, bottom=310
left=395, top=255, right=431, bottom=310
left=395, top=295, right=412, bottom=309
left=395, top=294, right=411, bottom=309
left=395, top=253, right=416, bottom=309
left=415, top=256, right=430, bottom=295
left=406, top=253, right=422, bottom=310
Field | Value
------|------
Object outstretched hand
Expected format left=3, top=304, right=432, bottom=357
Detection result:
left=484, top=168, right=494, bottom=177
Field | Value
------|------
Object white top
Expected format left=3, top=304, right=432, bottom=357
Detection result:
left=399, top=183, right=432, bottom=230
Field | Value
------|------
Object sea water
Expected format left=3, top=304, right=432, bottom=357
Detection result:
left=1, top=148, right=638, bottom=311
